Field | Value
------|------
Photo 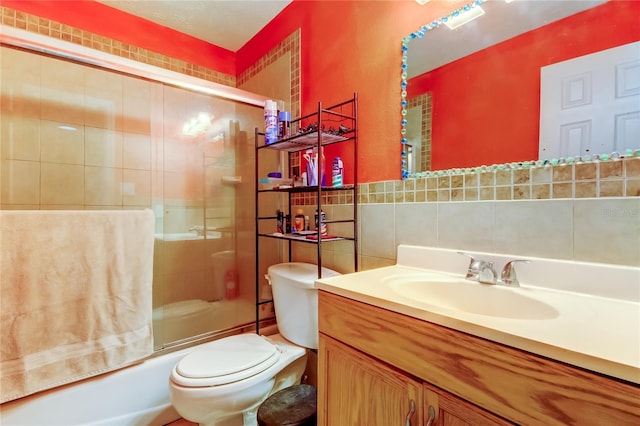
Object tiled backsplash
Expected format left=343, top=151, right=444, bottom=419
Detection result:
left=0, top=6, right=235, bottom=86
left=359, top=157, right=640, bottom=204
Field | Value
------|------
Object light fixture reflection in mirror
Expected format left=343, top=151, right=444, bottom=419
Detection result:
left=400, top=0, right=640, bottom=179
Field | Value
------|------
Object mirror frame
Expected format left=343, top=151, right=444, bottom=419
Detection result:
left=399, top=0, right=639, bottom=179
left=401, top=0, right=486, bottom=179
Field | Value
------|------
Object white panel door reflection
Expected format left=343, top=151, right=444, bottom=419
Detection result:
left=539, top=41, right=640, bottom=159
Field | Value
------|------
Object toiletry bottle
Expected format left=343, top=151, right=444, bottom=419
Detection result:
left=315, top=209, right=328, bottom=236
left=264, top=100, right=278, bottom=145
left=294, top=209, right=305, bottom=232
left=278, top=111, right=291, bottom=139
left=276, top=210, right=284, bottom=234
left=285, top=214, right=292, bottom=234
left=332, top=156, right=344, bottom=187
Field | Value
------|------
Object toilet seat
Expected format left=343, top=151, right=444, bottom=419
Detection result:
left=171, top=334, right=281, bottom=387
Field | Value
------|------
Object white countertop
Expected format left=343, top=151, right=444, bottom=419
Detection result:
left=316, top=245, right=640, bottom=384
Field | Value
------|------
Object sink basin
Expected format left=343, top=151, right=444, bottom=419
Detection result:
left=384, top=274, right=559, bottom=320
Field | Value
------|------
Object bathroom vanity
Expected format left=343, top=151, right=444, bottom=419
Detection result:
left=316, top=246, right=640, bottom=425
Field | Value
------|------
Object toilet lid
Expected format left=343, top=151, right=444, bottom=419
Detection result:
left=172, top=334, right=280, bottom=387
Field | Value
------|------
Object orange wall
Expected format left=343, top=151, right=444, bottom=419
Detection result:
left=2, top=0, right=236, bottom=75
left=7, top=0, right=524, bottom=182
left=238, top=0, right=468, bottom=183
left=408, top=1, right=640, bottom=170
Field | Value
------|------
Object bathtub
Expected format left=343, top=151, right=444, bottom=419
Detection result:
left=153, top=298, right=257, bottom=343
left=0, top=347, right=190, bottom=426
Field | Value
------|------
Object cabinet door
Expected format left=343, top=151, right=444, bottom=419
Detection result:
left=423, top=383, right=514, bottom=426
left=318, top=334, right=422, bottom=426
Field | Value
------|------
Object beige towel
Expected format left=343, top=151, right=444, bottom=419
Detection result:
left=0, top=209, right=155, bottom=403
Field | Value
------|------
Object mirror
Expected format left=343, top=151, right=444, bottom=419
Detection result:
left=401, top=0, right=640, bottom=178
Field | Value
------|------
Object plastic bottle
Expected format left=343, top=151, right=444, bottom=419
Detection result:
left=315, top=209, right=328, bottom=236
left=276, top=210, right=284, bottom=233
left=332, top=157, right=344, bottom=187
left=264, top=100, right=278, bottom=144
left=278, top=111, right=291, bottom=139
left=294, top=209, right=305, bottom=232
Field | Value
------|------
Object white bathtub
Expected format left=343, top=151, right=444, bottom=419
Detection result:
left=0, top=347, right=190, bottom=426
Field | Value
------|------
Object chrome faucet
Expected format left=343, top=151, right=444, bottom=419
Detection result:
left=500, top=259, right=531, bottom=287
left=458, top=252, right=531, bottom=287
left=189, top=225, right=204, bottom=236
left=478, top=261, right=498, bottom=284
left=457, top=252, right=485, bottom=281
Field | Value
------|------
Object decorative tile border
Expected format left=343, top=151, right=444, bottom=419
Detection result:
left=359, top=157, right=640, bottom=204
left=0, top=6, right=235, bottom=86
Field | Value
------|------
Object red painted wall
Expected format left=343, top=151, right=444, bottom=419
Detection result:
left=238, top=0, right=468, bottom=183
left=408, top=1, right=640, bottom=170
left=2, top=0, right=236, bottom=75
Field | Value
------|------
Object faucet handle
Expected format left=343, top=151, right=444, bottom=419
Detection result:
left=457, top=252, right=482, bottom=279
left=501, top=259, right=531, bottom=286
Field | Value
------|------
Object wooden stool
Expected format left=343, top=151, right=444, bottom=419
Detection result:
left=257, top=384, right=317, bottom=426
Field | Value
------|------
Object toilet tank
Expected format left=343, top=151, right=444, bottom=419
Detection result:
left=266, top=262, right=340, bottom=349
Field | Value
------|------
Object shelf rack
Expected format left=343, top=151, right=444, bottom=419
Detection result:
left=254, top=93, right=358, bottom=334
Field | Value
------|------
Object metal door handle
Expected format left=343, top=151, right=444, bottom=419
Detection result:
left=426, top=405, right=436, bottom=426
left=405, top=399, right=416, bottom=426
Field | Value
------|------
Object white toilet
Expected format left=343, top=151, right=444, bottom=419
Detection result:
left=169, top=262, right=340, bottom=426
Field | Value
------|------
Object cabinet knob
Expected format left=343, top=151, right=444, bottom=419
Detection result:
left=405, top=399, right=416, bottom=426
left=425, top=405, right=436, bottom=426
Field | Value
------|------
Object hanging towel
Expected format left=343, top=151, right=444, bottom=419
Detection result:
left=0, top=209, right=155, bottom=403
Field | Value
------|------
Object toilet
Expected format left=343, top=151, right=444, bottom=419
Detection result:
left=169, top=262, right=340, bottom=426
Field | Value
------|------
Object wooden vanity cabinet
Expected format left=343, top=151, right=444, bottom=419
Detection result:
left=317, top=291, right=640, bottom=426
left=319, top=335, right=423, bottom=425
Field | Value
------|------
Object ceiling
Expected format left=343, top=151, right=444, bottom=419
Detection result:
left=96, top=0, right=292, bottom=52
left=407, top=0, right=606, bottom=78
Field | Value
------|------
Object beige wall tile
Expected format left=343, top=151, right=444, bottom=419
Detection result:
left=532, top=166, right=552, bottom=184
left=625, top=158, right=640, bottom=178
left=85, top=165, right=122, bottom=206
left=552, top=165, right=573, bottom=182
left=1, top=46, right=40, bottom=86
left=118, top=91, right=152, bottom=135
left=40, top=120, right=84, bottom=164
left=627, top=179, right=640, bottom=197
left=495, top=170, right=511, bottom=186
left=532, top=183, right=550, bottom=199
left=495, top=186, right=511, bottom=200
left=479, top=171, right=494, bottom=187
left=122, top=169, right=151, bottom=206
left=552, top=183, right=573, bottom=199
left=0, top=80, right=41, bottom=118
left=123, top=132, right=151, bottom=170
left=437, top=201, right=495, bottom=252
left=395, top=202, right=437, bottom=248
left=1, top=159, right=40, bottom=204
left=360, top=204, right=396, bottom=259
left=40, top=162, right=84, bottom=205
left=574, top=198, right=640, bottom=266
left=575, top=181, right=597, bottom=198
left=494, top=200, right=573, bottom=260
left=479, top=187, right=494, bottom=200
left=599, top=160, right=623, bottom=179
left=85, top=127, right=123, bottom=167
left=464, top=188, right=478, bottom=201
left=513, top=185, right=530, bottom=200
left=1, top=116, right=40, bottom=160
left=575, top=163, right=596, bottom=180
left=513, top=169, right=530, bottom=184
left=599, top=180, right=624, bottom=197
